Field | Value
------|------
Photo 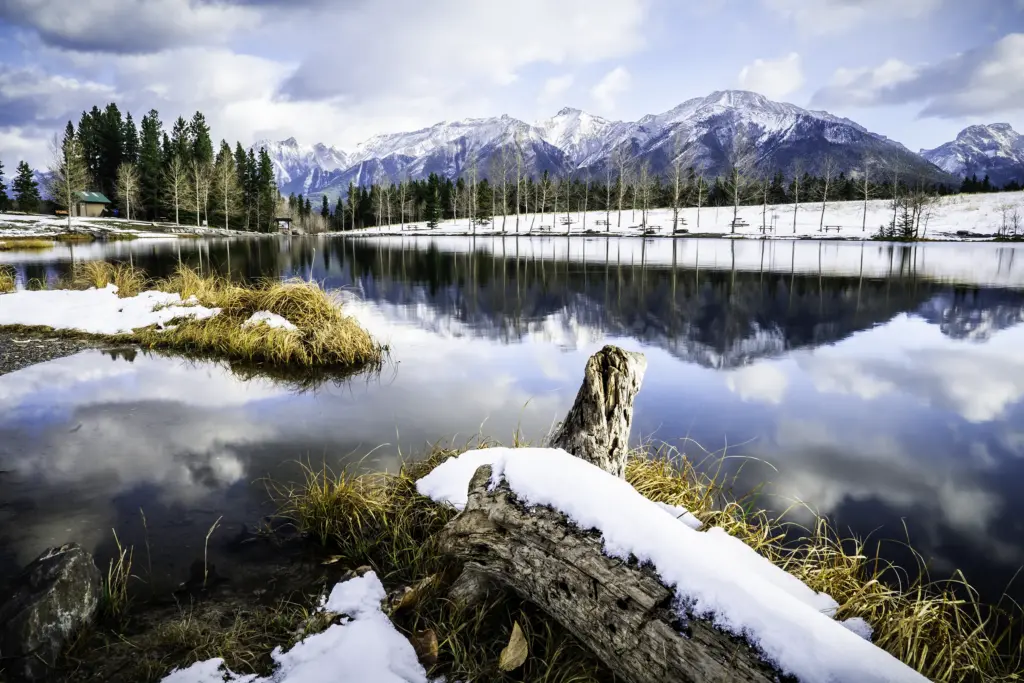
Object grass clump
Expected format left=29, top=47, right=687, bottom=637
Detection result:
left=15, top=261, right=383, bottom=371
left=0, top=265, right=14, bottom=293
left=55, top=232, right=95, bottom=242
left=0, top=238, right=54, bottom=250
left=265, top=441, right=1023, bottom=683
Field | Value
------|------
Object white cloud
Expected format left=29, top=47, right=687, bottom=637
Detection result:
left=539, top=74, right=575, bottom=106
left=763, top=0, right=944, bottom=36
left=737, top=53, right=804, bottom=100
left=590, top=66, right=631, bottom=112
left=725, top=362, right=789, bottom=404
left=812, top=33, right=1024, bottom=118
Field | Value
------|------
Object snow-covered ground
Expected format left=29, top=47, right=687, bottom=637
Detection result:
left=161, top=571, right=429, bottom=683
left=0, top=212, right=255, bottom=239
left=417, top=447, right=927, bottom=683
left=0, top=285, right=221, bottom=334
left=349, top=190, right=1024, bottom=241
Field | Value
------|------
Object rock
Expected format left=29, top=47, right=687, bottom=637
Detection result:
left=0, top=543, right=101, bottom=680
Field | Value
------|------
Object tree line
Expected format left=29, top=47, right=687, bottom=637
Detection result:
left=0, top=103, right=280, bottom=231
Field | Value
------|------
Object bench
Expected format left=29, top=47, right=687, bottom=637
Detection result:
left=823, top=225, right=841, bottom=233
left=596, top=219, right=609, bottom=226
left=730, top=220, right=749, bottom=228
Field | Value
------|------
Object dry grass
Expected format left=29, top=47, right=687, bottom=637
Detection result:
left=267, top=441, right=1024, bottom=683
left=55, top=232, right=95, bottom=242
left=0, top=265, right=14, bottom=293
left=102, top=232, right=140, bottom=241
left=0, top=238, right=55, bottom=250
left=26, top=262, right=384, bottom=370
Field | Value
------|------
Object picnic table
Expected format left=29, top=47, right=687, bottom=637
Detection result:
left=596, top=219, right=609, bottom=225
left=823, top=225, right=842, bottom=233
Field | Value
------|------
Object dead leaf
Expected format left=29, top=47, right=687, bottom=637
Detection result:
left=320, top=555, right=344, bottom=565
left=409, top=629, right=438, bottom=668
left=498, top=621, right=528, bottom=672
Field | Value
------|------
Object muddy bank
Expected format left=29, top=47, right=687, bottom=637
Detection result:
left=0, top=330, right=101, bottom=376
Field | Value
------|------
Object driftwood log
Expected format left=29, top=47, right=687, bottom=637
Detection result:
left=440, top=467, right=782, bottom=683
left=440, top=345, right=784, bottom=682
left=545, top=344, right=647, bottom=478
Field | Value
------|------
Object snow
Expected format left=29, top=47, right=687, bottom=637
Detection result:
left=0, top=285, right=221, bottom=335
left=349, top=190, right=1024, bottom=243
left=654, top=501, right=703, bottom=530
left=0, top=212, right=255, bottom=239
left=243, top=311, right=298, bottom=331
left=161, top=571, right=428, bottom=683
left=416, top=447, right=929, bottom=683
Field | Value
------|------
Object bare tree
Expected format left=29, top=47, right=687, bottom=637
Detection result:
left=46, top=133, right=89, bottom=231
left=859, top=155, right=876, bottom=233
left=636, top=161, right=652, bottom=229
left=514, top=131, right=524, bottom=234
left=889, top=158, right=905, bottom=233
left=604, top=161, right=614, bottom=233
left=540, top=171, right=550, bottom=231
left=163, top=154, right=188, bottom=226
left=758, top=167, right=773, bottom=234
left=188, top=158, right=212, bottom=227
left=582, top=172, right=591, bottom=231
left=790, top=159, right=803, bottom=235
left=670, top=134, right=688, bottom=234
left=550, top=171, right=560, bottom=232
left=115, top=162, right=140, bottom=221
left=614, top=148, right=629, bottom=228
left=817, top=154, right=837, bottom=232
left=465, top=163, right=477, bottom=234
left=723, top=126, right=757, bottom=232
left=690, top=167, right=707, bottom=230
left=213, top=154, right=241, bottom=231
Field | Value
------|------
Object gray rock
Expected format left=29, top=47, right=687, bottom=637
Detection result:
left=0, top=543, right=102, bottom=680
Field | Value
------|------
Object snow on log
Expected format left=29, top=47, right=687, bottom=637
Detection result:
left=419, top=448, right=929, bottom=683
left=544, top=344, right=647, bottom=478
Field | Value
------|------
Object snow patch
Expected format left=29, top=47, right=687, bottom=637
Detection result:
left=161, top=572, right=428, bottom=683
left=416, top=447, right=928, bottom=683
left=242, top=311, right=298, bottom=331
left=0, top=285, right=221, bottom=335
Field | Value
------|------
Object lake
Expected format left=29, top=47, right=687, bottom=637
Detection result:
left=1, top=235, right=1023, bottom=606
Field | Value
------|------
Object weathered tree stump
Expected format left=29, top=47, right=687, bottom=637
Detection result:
left=545, top=345, right=647, bottom=478
left=439, top=466, right=782, bottom=683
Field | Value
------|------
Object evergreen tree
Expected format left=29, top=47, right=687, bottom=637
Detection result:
left=334, top=196, right=344, bottom=229
left=138, top=110, right=164, bottom=219
left=78, top=107, right=102, bottom=186
left=424, top=173, right=442, bottom=227
left=245, top=149, right=258, bottom=228
left=188, top=112, right=214, bottom=167
left=12, top=161, right=41, bottom=213
left=257, top=147, right=275, bottom=231
left=304, top=196, right=312, bottom=217
left=98, top=103, right=125, bottom=199
left=122, top=112, right=140, bottom=166
left=0, top=158, right=8, bottom=212
left=321, top=194, right=329, bottom=221
left=63, top=121, right=75, bottom=149
left=981, top=174, right=992, bottom=192
left=295, top=193, right=305, bottom=218
left=170, top=117, right=190, bottom=164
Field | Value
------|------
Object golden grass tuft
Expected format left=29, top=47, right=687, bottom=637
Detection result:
left=0, top=265, right=14, bottom=293
left=0, top=238, right=55, bottom=250
left=266, top=441, right=1024, bottom=683
left=65, top=260, right=147, bottom=297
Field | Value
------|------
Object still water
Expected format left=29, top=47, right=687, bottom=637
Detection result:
left=1, top=235, right=1023, bottom=603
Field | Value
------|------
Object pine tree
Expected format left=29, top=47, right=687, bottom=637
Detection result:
left=424, top=173, right=442, bottom=227
left=304, top=196, right=312, bottom=217
left=138, top=110, right=164, bottom=219
left=122, top=112, right=140, bottom=166
left=0, top=158, right=8, bottom=212
left=170, top=117, right=190, bottom=164
left=13, top=161, right=42, bottom=213
left=257, top=147, right=275, bottom=231
left=189, top=112, right=214, bottom=167
left=334, top=196, right=344, bottom=229
left=321, top=194, right=329, bottom=221
left=98, top=103, right=125, bottom=200
left=78, top=107, right=102, bottom=186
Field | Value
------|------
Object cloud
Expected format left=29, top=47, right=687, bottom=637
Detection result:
left=0, top=0, right=257, bottom=53
left=538, top=74, right=575, bottom=106
left=275, top=0, right=649, bottom=103
left=0, top=65, right=116, bottom=128
left=725, top=362, right=789, bottom=404
left=762, top=0, right=944, bottom=35
left=737, top=53, right=804, bottom=100
left=590, top=66, right=631, bottom=112
left=812, top=33, right=1024, bottom=118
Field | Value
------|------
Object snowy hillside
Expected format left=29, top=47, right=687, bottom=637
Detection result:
left=257, top=90, right=953, bottom=201
left=921, top=124, right=1024, bottom=188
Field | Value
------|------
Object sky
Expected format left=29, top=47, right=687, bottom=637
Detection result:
left=0, top=0, right=1023, bottom=168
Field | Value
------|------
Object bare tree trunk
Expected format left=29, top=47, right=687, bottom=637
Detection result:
left=439, top=468, right=782, bottom=683
left=545, top=345, right=647, bottom=478
left=792, top=176, right=800, bottom=235
left=819, top=156, right=835, bottom=232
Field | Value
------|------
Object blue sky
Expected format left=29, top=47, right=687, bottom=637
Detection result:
left=0, top=0, right=1022, bottom=167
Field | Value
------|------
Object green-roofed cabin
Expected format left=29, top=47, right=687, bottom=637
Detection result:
left=73, top=191, right=111, bottom=218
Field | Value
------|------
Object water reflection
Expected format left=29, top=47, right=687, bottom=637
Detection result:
left=1, top=235, right=1023, bottom=603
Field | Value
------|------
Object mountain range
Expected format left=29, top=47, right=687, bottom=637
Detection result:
left=253, top=90, right=1023, bottom=203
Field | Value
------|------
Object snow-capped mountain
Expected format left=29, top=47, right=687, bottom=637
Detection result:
left=257, top=90, right=953, bottom=202
left=920, top=124, right=1024, bottom=188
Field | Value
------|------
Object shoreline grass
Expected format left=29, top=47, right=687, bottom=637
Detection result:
left=0, top=266, right=14, bottom=293
left=0, top=238, right=55, bottom=250
left=55, top=232, right=95, bottom=242
left=0, top=262, right=384, bottom=371
left=265, top=441, right=1023, bottom=683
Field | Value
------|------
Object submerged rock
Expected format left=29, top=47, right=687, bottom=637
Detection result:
left=0, top=543, right=101, bottom=680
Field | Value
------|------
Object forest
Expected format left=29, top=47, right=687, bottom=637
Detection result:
left=0, top=100, right=1020, bottom=233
